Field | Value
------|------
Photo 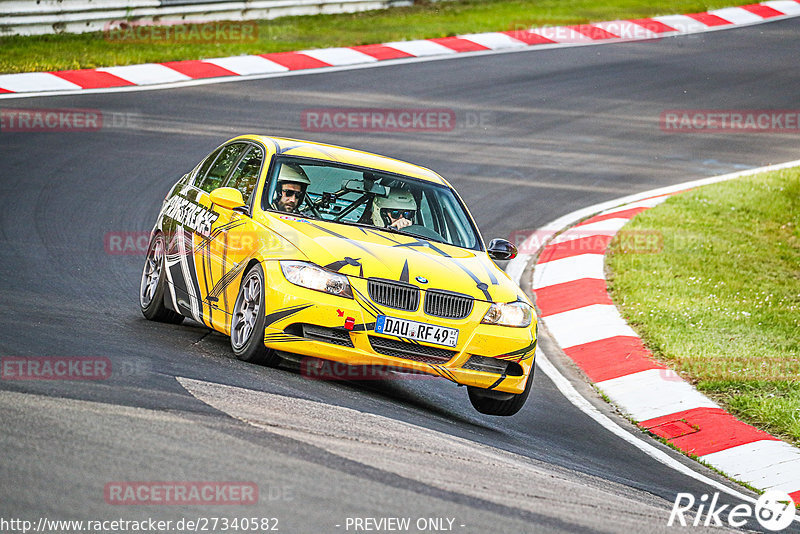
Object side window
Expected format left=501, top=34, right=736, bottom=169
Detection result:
left=224, top=145, right=264, bottom=204
left=192, top=147, right=223, bottom=186
left=197, top=143, right=247, bottom=193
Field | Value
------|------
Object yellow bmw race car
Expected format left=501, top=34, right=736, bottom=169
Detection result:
left=140, top=135, right=537, bottom=415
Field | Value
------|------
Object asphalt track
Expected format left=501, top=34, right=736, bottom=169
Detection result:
left=1, top=17, right=799, bottom=534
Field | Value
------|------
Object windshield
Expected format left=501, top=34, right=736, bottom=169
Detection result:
left=262, top=157, right=481, bottom=250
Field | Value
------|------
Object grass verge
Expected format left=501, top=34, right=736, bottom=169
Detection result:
left=1, top=0, right=737, bottom=74
left=606, top=168, right=800, bottom=446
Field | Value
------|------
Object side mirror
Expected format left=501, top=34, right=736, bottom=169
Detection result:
left=210, top=187, right=246, bottom=211
left=487, top=238, right=517, bottom=261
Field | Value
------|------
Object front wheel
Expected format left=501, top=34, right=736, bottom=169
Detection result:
left=230, top=263, right=280, bottom=366
left=140, top=233, right=183, bottom=324
left=467, top=364, right=534, bottom=416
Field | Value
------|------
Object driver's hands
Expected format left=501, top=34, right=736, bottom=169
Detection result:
left=389, top=217, right=412, bottom=230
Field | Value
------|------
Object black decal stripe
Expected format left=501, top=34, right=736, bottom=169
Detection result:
left=307, top=222, right=378, bottom=258
left=437, top=365, right=458, bottom=382
left=198, top=228, right=215, bottom=326
left=182, top=230, right=204, bottom=322
left=208, top=254, right=256, bottom=300
left=264, top=304, right=314, bottom=328
left=429, top=365, right=458, bottom=383
left=264, top=334, right=305, bottom=343
left=365, top=229, right=405, bottom=245
left=487, top=374, right=507, bottom=391
left=324, top=257, right=362, bottom=273
left=167, top=229, right=198, bottom=318
left=202, top=220, right=248, bottom=244
left=221, top=228, right=229, bottom=315
left=495, top=339, right=537, bottom=359
left=480, top=261, right=499, bottom=285
left=400, top=260, right=409, bottom=283
left=392, top=239, right=452, bottom=258
left=448, top=258, right=492, bottom=300
left=390, top=239, right=494, bottom=299
left=353, top=287, right=381, bottom=317
left=167, top=264, right=192, bottom=317
left=324, top=260, right=349, bottom=272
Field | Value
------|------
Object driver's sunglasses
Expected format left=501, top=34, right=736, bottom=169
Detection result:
left=387, top=209, right=415, bottom=219
left=281, top=188, right=304, bottom=199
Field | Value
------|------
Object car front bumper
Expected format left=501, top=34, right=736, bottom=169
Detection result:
left=260, top=261, right=537, bottom=394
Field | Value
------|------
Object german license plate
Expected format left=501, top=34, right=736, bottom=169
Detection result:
left=374, top=315, right=458, bottom=348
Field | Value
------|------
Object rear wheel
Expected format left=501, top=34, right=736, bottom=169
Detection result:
left=140, top=233, right=183, bottom=324
left=467, top=364, right=534, bottom=416
left=230, top=264, right=280, bottom=366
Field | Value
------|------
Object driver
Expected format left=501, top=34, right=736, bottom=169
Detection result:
left=371, top=189, right=417, bottom=230
left=271, top=164, right=310, bottom=213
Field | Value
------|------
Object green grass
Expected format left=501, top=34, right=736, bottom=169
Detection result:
left=1, top=0, right=737, bottom=74
left=606, top=168, right=800, bottom=446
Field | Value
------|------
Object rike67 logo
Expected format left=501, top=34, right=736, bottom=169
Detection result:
left=669, top=490, right=796, bottom=531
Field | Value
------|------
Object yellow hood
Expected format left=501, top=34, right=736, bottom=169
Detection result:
left=265, top=214, right=522, bottom=303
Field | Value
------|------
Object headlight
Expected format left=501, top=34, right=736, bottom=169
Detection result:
left=481, top=301, right=533, bottom=328
left=280, top=261, right=353, bottom=299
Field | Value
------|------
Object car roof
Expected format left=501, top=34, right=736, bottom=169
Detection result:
left=232, top=135, right=449, bottom=186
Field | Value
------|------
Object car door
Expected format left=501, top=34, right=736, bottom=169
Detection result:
left=194, top=143, right=268, bottom=334
left=160, top=142, right=247, bottom=324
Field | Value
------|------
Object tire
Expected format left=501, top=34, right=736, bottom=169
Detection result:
left=467, top=364, right=535, bottom=416
left=230, top=263, right=280, bottom=366
left=140, top=233, right=184, bottom=324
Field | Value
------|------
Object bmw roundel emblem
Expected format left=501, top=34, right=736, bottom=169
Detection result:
left=415, top=276, right=428, bottom=284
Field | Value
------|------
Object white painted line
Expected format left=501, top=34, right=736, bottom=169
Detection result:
left=543, top=304, right=638, bottom=347
left=652, top=14, right=710, bottom=33
left=533, top=253, right=605, bottom=289
left=300, top=47, right=378, bottom=66
left=549, top=218, right=630, bottom=245
left=530, top=26, right=593, bottom=44
left=533, top=351, right=757, bottom=504
left=457, top=32, right=526, bottom=50
left=599, top=195, right=671, bottom=215
left=0, top=72, right=82, bottom=93
left=710, top=7, right=767, bottom=24
left=598, top=369, right=719, bottom=422
left=204, top=56, right=289, bottom=75
left=97, top=64, right=191, bottom=85
left=701, top=440, right=800, bottom=492
left=702, top=450, right=800, bottom=493
left=512, top=160, right=800, bottom=512
left=382, top=39, right=457, bottom=57
left=762, top=0, right=800, bottom=15
left=592, top=20, right=658, bottom=40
